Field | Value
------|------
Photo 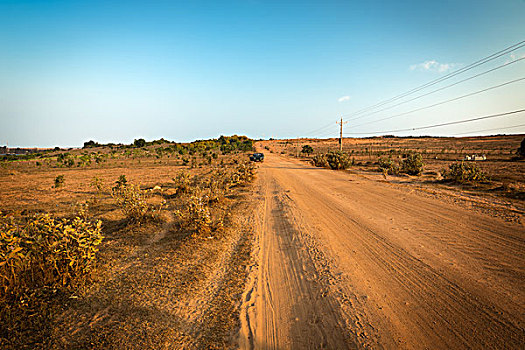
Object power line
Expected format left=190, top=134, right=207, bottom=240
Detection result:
left=453, top=123, right=525, bottom=136
left=343, top=108, right=525, bottom=135
left=312, top=127, right=338, bottom=138
left=302, top=40, right=525, bottom=139
left=344, top=57, right=525, bottom=123
left=303, top=122, right=336, bottom=136
left=341, top=40, right=525, bottom=119
left=349, top=76, right=525, bottom=129
left=317, top=128, right=337, bottom=137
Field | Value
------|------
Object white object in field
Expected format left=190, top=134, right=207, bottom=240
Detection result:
left=463, top=154, right=486, bottom=161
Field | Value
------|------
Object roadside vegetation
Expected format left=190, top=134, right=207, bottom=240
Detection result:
left=442, top=161, right=488, bottom=183
left=1, top=135, right=253, bottom=169
left=0, top=135, right=257, bottom=349
left=0, top=213, right=103, bottom=345
left=265, top=135, right=525, bottom=200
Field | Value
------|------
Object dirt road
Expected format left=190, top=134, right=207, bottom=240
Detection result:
left=239, top=150, right=524, bottom=349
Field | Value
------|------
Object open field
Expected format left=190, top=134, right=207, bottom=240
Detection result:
left=262, top=135, right=525, bottom=216
left=0, top=137, right=259, bottom=349
left=265, top=134, right=525, bottom=183
left=1, top=135, right=524, bottom=349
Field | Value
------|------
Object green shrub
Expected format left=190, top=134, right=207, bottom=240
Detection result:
left=312, top=154, right=329, bottom=168
left=325, top=151, right=351, bottom=170
left=401, top=153, right=424, bottom=175
left=232, top=162, right=256, bottom=185
left=442, top=161, right=487, bottom=183
left=173, top=171, right=192, bottom=195
left=113, top=174, right=127, bottom=190
left=91, top=176, right=104, bottom=192
left=111, top=183, right=165, bottom=223
left=378, top=156, right=399, bottom=175
left=301, top=145, right=314, bottom=155
left=0, top=213, right=103, bottom=304
left=175, top=195, right=212, bottom=235
left=54, top=175, right=65, bottom=188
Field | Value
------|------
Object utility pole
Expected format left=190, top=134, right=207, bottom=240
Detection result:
left=336, top=117, right=348, bottom=151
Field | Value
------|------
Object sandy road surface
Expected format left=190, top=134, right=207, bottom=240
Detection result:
left=239, top=150, right=524, bottom=349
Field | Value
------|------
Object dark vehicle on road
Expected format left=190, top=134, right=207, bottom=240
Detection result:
left=250, top=153, right=264, bottom=162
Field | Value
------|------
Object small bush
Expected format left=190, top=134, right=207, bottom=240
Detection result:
left=232, top=162, right=256, bottom=185
left=442, top=161, right=488, bottom=183
left=173, top=171, right=192, bottom=195
left=325, top=151, right=351, bottom=170
left=91, top=176, right=104, bottom=192
left=112, top=175, right=128, bottom=191
left=312, top=154, right=329, bottom=168
left=54, top=175, right=65, bottom=188
left=176, top=195, right=212, bottom=235
left=301, top=145, right=314, bottom=155
left=200, top=169, right=231, bottom=203
left=111, top=183, right=165, bottom=223
left=401, top=153, right=424, bottom=175
left=0, top=213, right=103, bottom=305
left=378, top=156, right=399, bottom=175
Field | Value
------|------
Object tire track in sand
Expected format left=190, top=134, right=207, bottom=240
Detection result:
left=239, top=161, right=356, bottom=349
left=240, top=149, right=524, bottom=349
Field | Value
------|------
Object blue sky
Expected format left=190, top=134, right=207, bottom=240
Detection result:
left=1, top=0, right=524, bottom=147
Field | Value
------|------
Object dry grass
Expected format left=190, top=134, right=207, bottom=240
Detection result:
left=0, top=140, right=258, bottom=349
left=262, top=135, right=525, bottom=201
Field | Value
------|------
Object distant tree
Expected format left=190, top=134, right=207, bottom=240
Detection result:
left=134, top=138, right=146, bottom=148
left=83, top=140, right=99, bottom=148
left=301, top=145, right=314, bottom=155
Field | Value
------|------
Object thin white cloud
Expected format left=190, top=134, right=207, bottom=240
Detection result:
left=338, top=95, right=351, bottom=102
left=410, top=60, right=457, bottom=73
left=504, top=52, right=525, bottom=64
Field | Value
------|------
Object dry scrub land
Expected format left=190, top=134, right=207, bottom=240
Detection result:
left=1, top=137, right=258, bottom=349
left=1, top=135, right=524, bottom=349
left=262, top=134, right=525, bottom=222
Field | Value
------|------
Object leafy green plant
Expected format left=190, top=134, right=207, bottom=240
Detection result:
left=230, top=162, right=256, bottom=186
left=325, top=151, right=351, bottom=170
left=173, top=171, right=192, bottom=195
left=54, top=175, right=65, bottom=188
left=378, top=156, right=399, bottom=175
left=400, top=153, right=424, bottom=175
left=113, top=174, right=128, bottom=190
left=0, top=213, right=103, bottom=305
left=176, top=195, right=212, bottom=235
left=111, top=183, right=165, bottom=224
left=442, top=161, right=487, bottom=183
left=91, top=176, right=104, bottom=192
left=301, top=145, right=314, bottom=155
left=311, top=154, right=329, bottom=168
left=198, top=169, right=231, bottom=203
